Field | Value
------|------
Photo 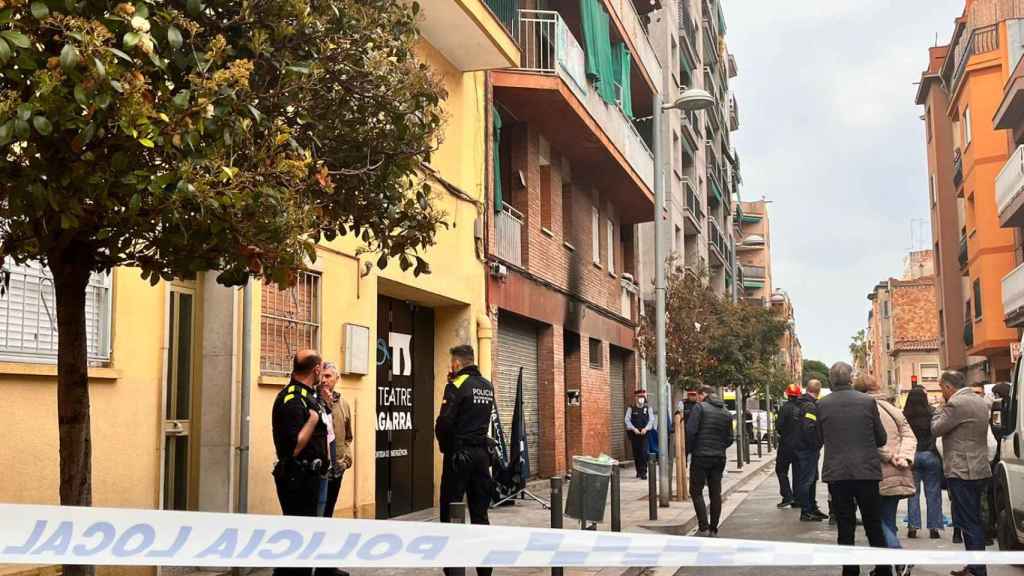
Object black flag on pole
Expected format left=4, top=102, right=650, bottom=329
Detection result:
left=509, top=367, right=530, bottom=489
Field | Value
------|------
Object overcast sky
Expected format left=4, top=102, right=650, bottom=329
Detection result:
left=725, top=0, right=964, bottom=366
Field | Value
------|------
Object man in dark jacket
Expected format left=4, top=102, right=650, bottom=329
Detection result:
left=686, top=385, right=734, bottom=537
left=775, top=383, right=804, bottom=508
left=818, top=362, right=889, bottom=576
left=435, top=345, right=495, bottom=576
left=796, top=379, right=827, bottom=521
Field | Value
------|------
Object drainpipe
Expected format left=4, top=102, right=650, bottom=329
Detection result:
left=238, top=281, right=253, bottom=514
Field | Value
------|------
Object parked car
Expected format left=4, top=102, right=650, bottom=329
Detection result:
left=994, top=335, right=1024, bottom=550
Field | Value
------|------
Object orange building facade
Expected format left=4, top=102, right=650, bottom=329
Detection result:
left=917, top=0, right=1024, bottom=382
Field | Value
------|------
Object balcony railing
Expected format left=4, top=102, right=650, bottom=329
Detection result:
left=516, top=9, right=654, bottom=190
left=484, top=0, right=519, bottom=38
left=708, top=219, right=726, bottom=265
left=950, top=24, right=1000, bottom=93
left=951, top=147, right=961, bottom=177
left=997, top=144, right=1024, bottom=226
left=959, top=234, right=968, bottom=269
left=1003, top=262, right=1024, bottom=325
left=620, top=277, right=638, bottom=320
left=742, top=265, right=766, bottom=280
left=684, top=177, right=704, bottom=228
left=495, top=205, right=524, bottom=267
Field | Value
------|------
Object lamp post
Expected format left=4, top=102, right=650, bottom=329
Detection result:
left=654, top=87, right=715, bottom=508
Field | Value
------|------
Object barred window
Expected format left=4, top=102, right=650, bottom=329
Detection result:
left=0, top=260, right=112, bottom=364
left=260, top=270, right=321, bottom=376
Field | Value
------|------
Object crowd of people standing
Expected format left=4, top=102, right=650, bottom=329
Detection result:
left=770, top=362, right=1010, bottom=576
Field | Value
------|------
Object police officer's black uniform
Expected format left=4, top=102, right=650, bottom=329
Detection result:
left=435, top=364, right=495, bottom=576
left=271, top=378, right=328, bottom=576
left=627, top=401, right=652, bottom=479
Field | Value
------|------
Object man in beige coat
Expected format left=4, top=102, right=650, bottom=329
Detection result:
left=933, top=371, right=992, bottom=576
left=318, top=362, right=354, bottom=518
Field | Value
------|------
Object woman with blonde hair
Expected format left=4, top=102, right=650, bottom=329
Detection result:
left=853, top=372, right=916, bottom=569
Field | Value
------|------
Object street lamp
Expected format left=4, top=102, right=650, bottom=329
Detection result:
left=653, top=86, right=715, bottom=507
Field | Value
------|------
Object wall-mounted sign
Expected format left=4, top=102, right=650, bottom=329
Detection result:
left=342, top=324, right=370, bottom=375
left=566, top=389, right=581, bottom=407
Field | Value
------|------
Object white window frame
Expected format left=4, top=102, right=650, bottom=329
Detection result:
left=607, top=218, right=616, bottom=275
left=921, top=363, right=940, bottom=381
left=592, top=206, right=601, bottom=265
left=964, top=106, right=972, bottom=147
left=0, top=260, right=112, bottom=364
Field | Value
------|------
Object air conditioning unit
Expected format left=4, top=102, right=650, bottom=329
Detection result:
left=489, top=261, right=508, bottom=279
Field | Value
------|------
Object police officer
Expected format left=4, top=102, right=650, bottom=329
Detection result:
left=435, top=345, right=495, bottom=576
left=271, top=349, right=328, bottom=576
left=625, top=390, right=654, bottom=479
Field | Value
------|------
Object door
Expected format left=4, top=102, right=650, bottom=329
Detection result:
left=609, top=349, right=626, bottom=460
left=162, top=287, right=197, bottom=511
left=375, top=297, right=435, bottom=519
left=495, top=313, right=540, bottom=474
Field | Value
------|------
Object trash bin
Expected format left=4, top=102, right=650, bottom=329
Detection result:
left=565, top=455, right=616, bottom=523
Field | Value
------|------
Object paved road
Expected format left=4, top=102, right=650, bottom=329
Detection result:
left=676, top=472, right=1022, bottom=576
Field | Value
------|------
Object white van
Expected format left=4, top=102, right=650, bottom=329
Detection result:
left=994, top=348, right=1024, bottom=550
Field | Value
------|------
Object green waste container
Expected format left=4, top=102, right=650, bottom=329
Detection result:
left=565, top=455, right=616, bottom=523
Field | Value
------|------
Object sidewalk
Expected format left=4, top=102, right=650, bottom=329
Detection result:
left=251, top=448, right=776, bottom=576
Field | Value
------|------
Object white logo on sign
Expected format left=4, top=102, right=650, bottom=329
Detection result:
left=389, top=332, right=412, bottom=376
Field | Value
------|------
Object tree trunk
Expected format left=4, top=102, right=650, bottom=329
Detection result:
left=50, top=245, right=95, bottom=576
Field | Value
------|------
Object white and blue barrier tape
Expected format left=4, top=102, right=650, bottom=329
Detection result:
left=1, top=503, right=1023, bottom=568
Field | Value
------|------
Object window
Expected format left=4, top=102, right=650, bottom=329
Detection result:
left=887, top=369, right=893, bottom=387
left=973, top=278, right=983, bottom=320
left=0, top=260, right=111, bottom=363
left=886, top=336, right=891, bottom=351
left=939, top=308, right=945, bottom=337
left=540, top=165, right=553, bottom=230
left=929, top=174, right=936, bottom=206
left=562, top=183, right=574, bottom=245
left=965, top=298, right=972, bottom=323
left=592, top=206, right=601, bottom=265
left=607, top=219, right=616, bottom=275
left=674, top=225, right=682, bottom=255
left=964, top=106, right=972, bottom=147
left=883, top=300, right=890, bottom=319
left=926, top=106, right=932, bottom=142
left=261, top=270, right=321, bottom=375
left=921, top=364, right=940, bottom=381
left=588, top=337, right=603, bottom=368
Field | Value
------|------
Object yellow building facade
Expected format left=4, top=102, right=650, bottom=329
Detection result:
left=0, top=2, right=517, bottom=573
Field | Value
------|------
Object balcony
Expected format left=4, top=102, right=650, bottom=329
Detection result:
left=1004, top=262, right=1024, bottom=327
left=728, top=92, right=739, bottom=131
left=620, top=276, right=639, bottom=321
left=601, top=0, right=662, bottom=93
left=415, top=0, right=519, bottom=71
left=953, top=149, right=963, bottom=189
left=998, top=145, right=1024, bottom=227
left=958, top=231, right=966, bottom=270
left=742, top=265, right=766, bottom=280
left=495, top=205, right=524, bottom=267
left=708, top=218, right=726, bottom=267
left=946, top=23, right=1000, bottom=96
left=492, top=9, right=655, bottom=223
left=683, top=177, right=704, bottom=235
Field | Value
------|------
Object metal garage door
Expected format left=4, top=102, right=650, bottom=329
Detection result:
left=609, top=350, right=626, bottom=460
left=496, top=314, right=540, bottom=474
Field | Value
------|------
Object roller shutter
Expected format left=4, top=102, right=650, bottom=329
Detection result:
left=609, top=350, right=626, bottom=459
left=496, top=314, right=540, bottom=475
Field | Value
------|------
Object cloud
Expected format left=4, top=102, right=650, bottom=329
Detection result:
left=725, top=0, right=962, bottom=363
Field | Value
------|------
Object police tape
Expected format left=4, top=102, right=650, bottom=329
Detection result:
left=1, top=503, right=1023, bottom=568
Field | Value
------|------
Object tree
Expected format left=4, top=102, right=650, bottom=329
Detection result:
left=639, top=263, right=718, bottom=392
left=802, top=359, right=831, bottom=387
left=704, top=298, right=789, bottom=398
left=0, top=1, right=446, bottom=566
left=850, top=329, right=869, bottom=371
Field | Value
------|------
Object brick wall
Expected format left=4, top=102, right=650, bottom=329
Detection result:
left=537, top=324, right=566, bottom=476
left=494, top=123, right=635, bottom=318
left=893, top=278, right=940, bottom=344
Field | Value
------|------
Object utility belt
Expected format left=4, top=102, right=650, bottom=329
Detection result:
left=274, top=457, right=328, bottom=479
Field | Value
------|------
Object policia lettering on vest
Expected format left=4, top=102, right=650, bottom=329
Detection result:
left=435, top=345, right=495, bottom=576
left=271, top=350, right=331, bottom=576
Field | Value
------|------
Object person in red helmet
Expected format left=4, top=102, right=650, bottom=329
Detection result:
left=775, top=383, right=805, bottom=509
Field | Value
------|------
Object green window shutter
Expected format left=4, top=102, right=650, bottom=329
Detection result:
left=614, top=43, right=633, bottom=118
left=580, top=0, right=616, bottom=106
left=580, top=0, right=600, bottom=79
left=493, top=109, right=503, bottom=213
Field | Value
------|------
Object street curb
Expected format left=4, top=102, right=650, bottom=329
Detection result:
left=635, top=454, right=776, bottom=537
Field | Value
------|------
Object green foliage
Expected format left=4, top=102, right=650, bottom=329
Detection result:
left=640, top=262, right=789, bottom=399
left=0, top=0, right=447, bottom=283
left=849, top=329, right=869, bottom=371
left=802, top=359, right=831, bottom=387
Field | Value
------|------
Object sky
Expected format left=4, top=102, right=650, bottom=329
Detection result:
left=725, top=0, right=964, bottom=366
